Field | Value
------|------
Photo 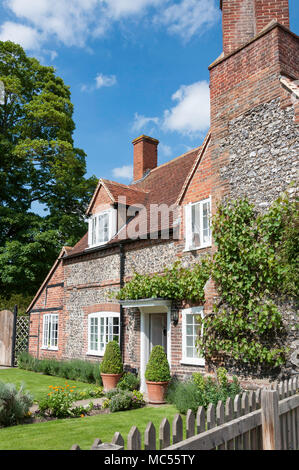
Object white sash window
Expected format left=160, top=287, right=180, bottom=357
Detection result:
left=88, top=312, right=120, bottom=356
left=184, top=197, right=211, bottom=251
left=181, top=307, right=205, bottom=366
left=42, top=314, right=58, bottom=350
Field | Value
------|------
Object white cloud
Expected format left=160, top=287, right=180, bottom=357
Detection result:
left=0, top=21, right=42, bottom=49
left=163, top=80, right=210, bottom=135
left=95, top=73, right=117, bottom=89
left=155, top=0, right=220, bottom=41
left=101, top=0, right=162, bottom=19
left=1, top=0, right=219, bottom=52
left=132, top=80, right=210, bottom=138
left=132, top=113, right=159, bottom=133
left=3, top=0, right=99, bottom=48
left=112, top=165, right=133, bottom=180
left=81, top=73, right=117, bottom=92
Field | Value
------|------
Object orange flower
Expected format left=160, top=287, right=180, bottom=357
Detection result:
left=80, top=414, right=84, bottom=418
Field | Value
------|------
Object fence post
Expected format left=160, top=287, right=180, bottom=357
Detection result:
left=11, top=305, right=18, bottom=367
left=128, top=426, right=141, bottom=450
left=261, top=389, right=281, bottom=450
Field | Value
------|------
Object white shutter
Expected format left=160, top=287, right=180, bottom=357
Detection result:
left=43, top=315, right=49, bottom=348
left=88, top=218, right=93, bottom=246
left=109, top=208, right=117, bottom=240
left=184, top=203, right=192, bottom=251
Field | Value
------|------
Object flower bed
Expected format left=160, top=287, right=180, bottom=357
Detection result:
left=166, top=368, right=243, bottom=414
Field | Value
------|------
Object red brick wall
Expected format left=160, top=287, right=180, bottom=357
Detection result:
left=255, top=0, right=290, bottom=33
left=28, top=260, right=65, bottom=360
left=221, top=0, right=290, bottom=55
left=132, top=136, right=159, bottom=181
left=92, top=185, right=112, bottom=214
left=222, top=0, right=256, bottom=55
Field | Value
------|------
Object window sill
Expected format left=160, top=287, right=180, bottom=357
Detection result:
left=180, top=359, right=205, bottom=366
left=87, top=241, right=109, bottom=250
left=41, top=347, right=58, bottom=351
left=87, top=351, right=104, bottom=357
left=183, top=244, right=211, bottom=253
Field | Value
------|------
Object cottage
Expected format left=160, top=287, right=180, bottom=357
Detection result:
left=28, top=0, right=299, bottom=391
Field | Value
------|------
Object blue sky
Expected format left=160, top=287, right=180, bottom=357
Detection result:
left=0, top=0, right=298, bottom=187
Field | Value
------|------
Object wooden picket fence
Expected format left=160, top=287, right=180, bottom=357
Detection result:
left=71, top=377, right=299, bottom=451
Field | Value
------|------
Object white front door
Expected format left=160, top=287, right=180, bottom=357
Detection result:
left=139, top=307, right=171, bottom=393
left=149, top=313, right=167, bottom=354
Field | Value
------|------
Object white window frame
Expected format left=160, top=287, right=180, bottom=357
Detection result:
left=184, top=197, right=211, bottom=251
left=181, top=307, right=205, bottom=366
left=87, top=312, right=120, bottom=356
left=88, top=208, right=117, bottom=248
left=42, top=314, right=58, bottom=350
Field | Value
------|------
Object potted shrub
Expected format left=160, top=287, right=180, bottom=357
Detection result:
left=100, top=341, right=123, bottom=391
left=145, top=345, right=171, bottom=404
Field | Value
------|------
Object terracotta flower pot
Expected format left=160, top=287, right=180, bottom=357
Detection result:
left=146, top=381, right=169, bottom=404
left=101, top=373, right=122, bottom=392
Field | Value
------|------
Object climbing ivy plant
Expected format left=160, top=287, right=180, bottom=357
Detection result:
left=197, top=192, right=298, bottom=367
left=117, top=258, right=211, bottom=304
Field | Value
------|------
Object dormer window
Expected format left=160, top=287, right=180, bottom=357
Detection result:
left=184, top=197, right=211, bottom=251
left=88, top=208, right=117, bottom=248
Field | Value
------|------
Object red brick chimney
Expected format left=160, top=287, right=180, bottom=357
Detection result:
left=132, top=135, right=159, bottom=181
left=220, top=0, right=290, bottom=55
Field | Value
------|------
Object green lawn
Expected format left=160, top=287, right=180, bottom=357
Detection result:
left=0, top=368, right=181, bottom=450
left=0, top=368, right=99, bottom=402
left=0, top=405, right=180, bottom=450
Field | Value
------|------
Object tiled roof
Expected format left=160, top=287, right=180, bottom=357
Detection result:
left=102, top=179, right=149, bottom=207
left=66, top=144, right=203, bottom=257
left=85, top=178, right=149, bottom=214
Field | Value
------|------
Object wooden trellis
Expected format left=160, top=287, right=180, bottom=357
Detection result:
left=14, top=316, right=30, bottom=365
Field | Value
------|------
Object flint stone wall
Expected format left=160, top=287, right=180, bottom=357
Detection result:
left=220, top=99, right=298, bottom=209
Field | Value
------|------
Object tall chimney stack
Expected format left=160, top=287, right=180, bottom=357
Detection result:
left=221, top=0, right=290, bottom=56
left=132, top=135, right=159, bottom=182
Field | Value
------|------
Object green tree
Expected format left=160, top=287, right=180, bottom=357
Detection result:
left=0, top=41, right=97, bottom=297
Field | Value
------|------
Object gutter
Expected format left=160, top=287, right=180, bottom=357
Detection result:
left=63, top=227, right=175, bottom=261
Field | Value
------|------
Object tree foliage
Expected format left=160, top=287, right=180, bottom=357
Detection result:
left=0, top=41, right=97, bottom=297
